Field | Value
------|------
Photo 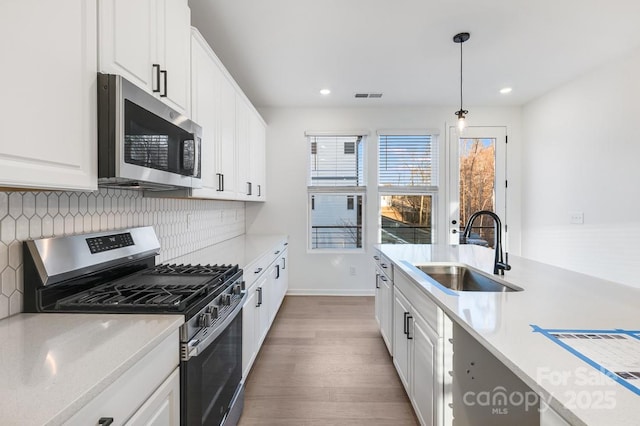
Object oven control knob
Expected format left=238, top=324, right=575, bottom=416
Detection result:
left=221, top=294, right=231, bottom=305
left=198, top=313, right=212, bottom=328
left=233, top=284, right=242, bottom=295
left=206, top=305, right=219, bottom=319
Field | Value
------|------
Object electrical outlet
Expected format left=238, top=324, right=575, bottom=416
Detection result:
left=569, top=212, right=584, bottom=224
left=349, top=266, right=357, bottom=276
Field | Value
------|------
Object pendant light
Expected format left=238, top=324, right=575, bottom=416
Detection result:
left=453, top=32, right=470, bottom=132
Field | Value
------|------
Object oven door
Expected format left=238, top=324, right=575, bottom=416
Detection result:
left=182, top=300, right=244, bottom=426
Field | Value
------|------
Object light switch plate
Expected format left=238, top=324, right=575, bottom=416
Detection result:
left=570, top=211, right=584, bottom=224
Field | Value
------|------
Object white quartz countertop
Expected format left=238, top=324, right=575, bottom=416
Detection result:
left=0, top=313, right=183, bottom=425
left=377, top=244, right=640, bottom=426
left=168, top=234, right=288, bottom=269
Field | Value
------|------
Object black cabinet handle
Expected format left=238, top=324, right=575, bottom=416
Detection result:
left=221, top=173, right=225, bottom=191
left=381, top=263, right=387, bottom=269
left=152, top=64, right=161, bottom=93
left=160, top=69, right=167, bottom=97
left=216, top=173, right=223, bottom=191
left=281, top=257, right=286, bottom=270
left=254, top=267, right=263, bottom=274
left=373, top=255, right=380, bottom=260
left=274, top=250, right=280, bottom=255
left=407, top=315, right=413, bottom=340
left=98, top=418, right=114, bottom=426
left=375, top=273, right=380, bottom=289
left=276, top=264, right=280, bottom=279
left=256, top=287, right=263, bottom=306
left=247, top=182, right=252, bottom=195
left=403, top=312, right=409, bottom=335
left=258, top=184, right=261, bottom=197
left=379, top=276, right=387, bottom=282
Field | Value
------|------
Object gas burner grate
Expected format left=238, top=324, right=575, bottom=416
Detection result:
left=146, top=263, right=238, bottom=277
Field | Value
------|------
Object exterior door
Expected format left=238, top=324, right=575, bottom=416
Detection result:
left=447, top=126, right=507, bottom=247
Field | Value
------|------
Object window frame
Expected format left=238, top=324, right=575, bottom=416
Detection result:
left=377, top=130, right=440, bottom=245
left=305, top=132, right=368, bottom=253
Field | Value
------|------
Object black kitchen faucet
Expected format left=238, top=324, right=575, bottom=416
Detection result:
left=461, top=210, right=511, bottom=275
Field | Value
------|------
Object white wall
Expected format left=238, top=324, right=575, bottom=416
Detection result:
left=246, top=106, right=522, bottom=294
left=521, top=46, right=640, bottom=288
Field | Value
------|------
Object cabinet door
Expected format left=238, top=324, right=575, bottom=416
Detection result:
left=98, top=0, right=154, bottom=91
left=190, top=32, right=221, bottom=198
left=236, top=97, right=251, bottom=199
left=242, top=287, right=258, bottom=379
left=411, top=313, right=438, bottom=426
left=279, top=249, right=289, bottom=299
left=249, top=114, right=266, bottom=201
left=392, top=289, right=411, bottom=391
left=158, top=0, right=190, bottom=114
left=0, top=0, right=97, bottom=191
left=380, top=274, right=393, bottom=355
left=255, top=275, right=270, bottom=346
left=218, top=74, right=238, bottom=196
left=125, top=368, right=180, bottom=426
left=375, top=272, right=382, bottom=327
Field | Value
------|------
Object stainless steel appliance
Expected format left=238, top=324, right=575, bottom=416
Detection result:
left=98, top=73, right=203, bottom=191
left=23, top=227, right=245, bottom=426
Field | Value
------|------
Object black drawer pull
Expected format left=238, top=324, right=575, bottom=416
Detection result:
left=98, top=418, right=114, bottom=426
left=403, top=312, right=409, bottom=335
left=406, top=315, right=413, bottom=340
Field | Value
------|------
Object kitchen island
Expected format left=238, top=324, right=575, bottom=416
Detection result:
left=377, top=244, right=640, bottom=426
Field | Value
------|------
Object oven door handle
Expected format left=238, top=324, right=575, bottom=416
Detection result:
left=182, top=291, right=247, bottom=361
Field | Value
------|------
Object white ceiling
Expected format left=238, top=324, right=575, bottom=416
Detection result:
left=188, top=0, right=640, bottom=109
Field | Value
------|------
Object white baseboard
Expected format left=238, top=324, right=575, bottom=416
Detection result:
left=285, top=289, right=375, bottom=296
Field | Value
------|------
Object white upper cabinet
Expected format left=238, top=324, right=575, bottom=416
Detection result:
left=190, top=29, right=239, bottom=199
left=248, top=112, right=266, bottom=200
left=0, top=0, right=97, bottom=191
left=99, top=0, right=191, bottom=115
left=156, top=0, right=191, bottom=114
left=189, top=28, right=265, bottom=202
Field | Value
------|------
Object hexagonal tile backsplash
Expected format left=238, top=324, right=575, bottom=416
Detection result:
left=0, top=189, right=245, bottom=319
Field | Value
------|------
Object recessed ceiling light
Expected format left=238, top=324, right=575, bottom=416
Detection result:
left=500, top=87, right=513, bottom=94
left=320, top=89, right=331, bottom=95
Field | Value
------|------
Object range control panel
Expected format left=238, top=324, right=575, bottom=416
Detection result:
left=86, top=232, right=135, bottom=254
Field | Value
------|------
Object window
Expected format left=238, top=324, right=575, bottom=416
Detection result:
left=307, top=135, right=366, bottom=250
left=344, top=141, right=355, bottom=154
left=378, top=133, right=438, bottom=244
left=347, top=195, right=354, bottom=210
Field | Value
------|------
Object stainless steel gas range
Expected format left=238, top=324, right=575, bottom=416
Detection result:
left=23, top=226, right=246, bottom=426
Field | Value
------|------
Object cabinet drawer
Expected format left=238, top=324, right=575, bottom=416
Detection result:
left=66, top=330, right=179, bottom=425
left=374, top=251, right=393, bottom=281
left=244, top=239, right=289, bottom=289
left=394, top=269, right=443, bottom=335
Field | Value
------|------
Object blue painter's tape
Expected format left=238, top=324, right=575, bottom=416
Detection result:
left=531, top=324, right=640, bottom=396
left=400, top=260, right=459, bottom=296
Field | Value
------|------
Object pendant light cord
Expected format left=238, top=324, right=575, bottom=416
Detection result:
left=460, top=40, right=463, bottom=111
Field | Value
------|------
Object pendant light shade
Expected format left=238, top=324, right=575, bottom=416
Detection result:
left=453, top=32, right=470, bottom=132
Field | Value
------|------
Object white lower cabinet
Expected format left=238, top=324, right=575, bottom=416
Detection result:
left=412, top=313, right=438, bottom=426
left=125, top=369, right=180, bottom=426
left=67, top=330, right=180, bottom=425
left=390, top=270, right=447, bottom=426
left=242, top=240, right=288, bottom=379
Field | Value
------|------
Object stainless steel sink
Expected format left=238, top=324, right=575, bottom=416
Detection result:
left=415, top=264, right=523, bottom=292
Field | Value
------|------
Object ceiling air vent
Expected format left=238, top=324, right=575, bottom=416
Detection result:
left=354, top=93, right=383, bottom=99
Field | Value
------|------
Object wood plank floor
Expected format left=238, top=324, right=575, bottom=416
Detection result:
left=238, top=296, right=418, bottom=426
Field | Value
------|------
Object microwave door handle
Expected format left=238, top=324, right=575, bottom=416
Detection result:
left=193, top=137, right=200, bottom=177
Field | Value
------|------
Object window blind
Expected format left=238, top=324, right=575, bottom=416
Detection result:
left=309, top=136, right=364, bottom=186
left=378, top=135, right=437, bottom=187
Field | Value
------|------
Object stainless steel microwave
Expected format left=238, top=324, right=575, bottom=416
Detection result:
left=97, top=73, right=202, bottom=191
